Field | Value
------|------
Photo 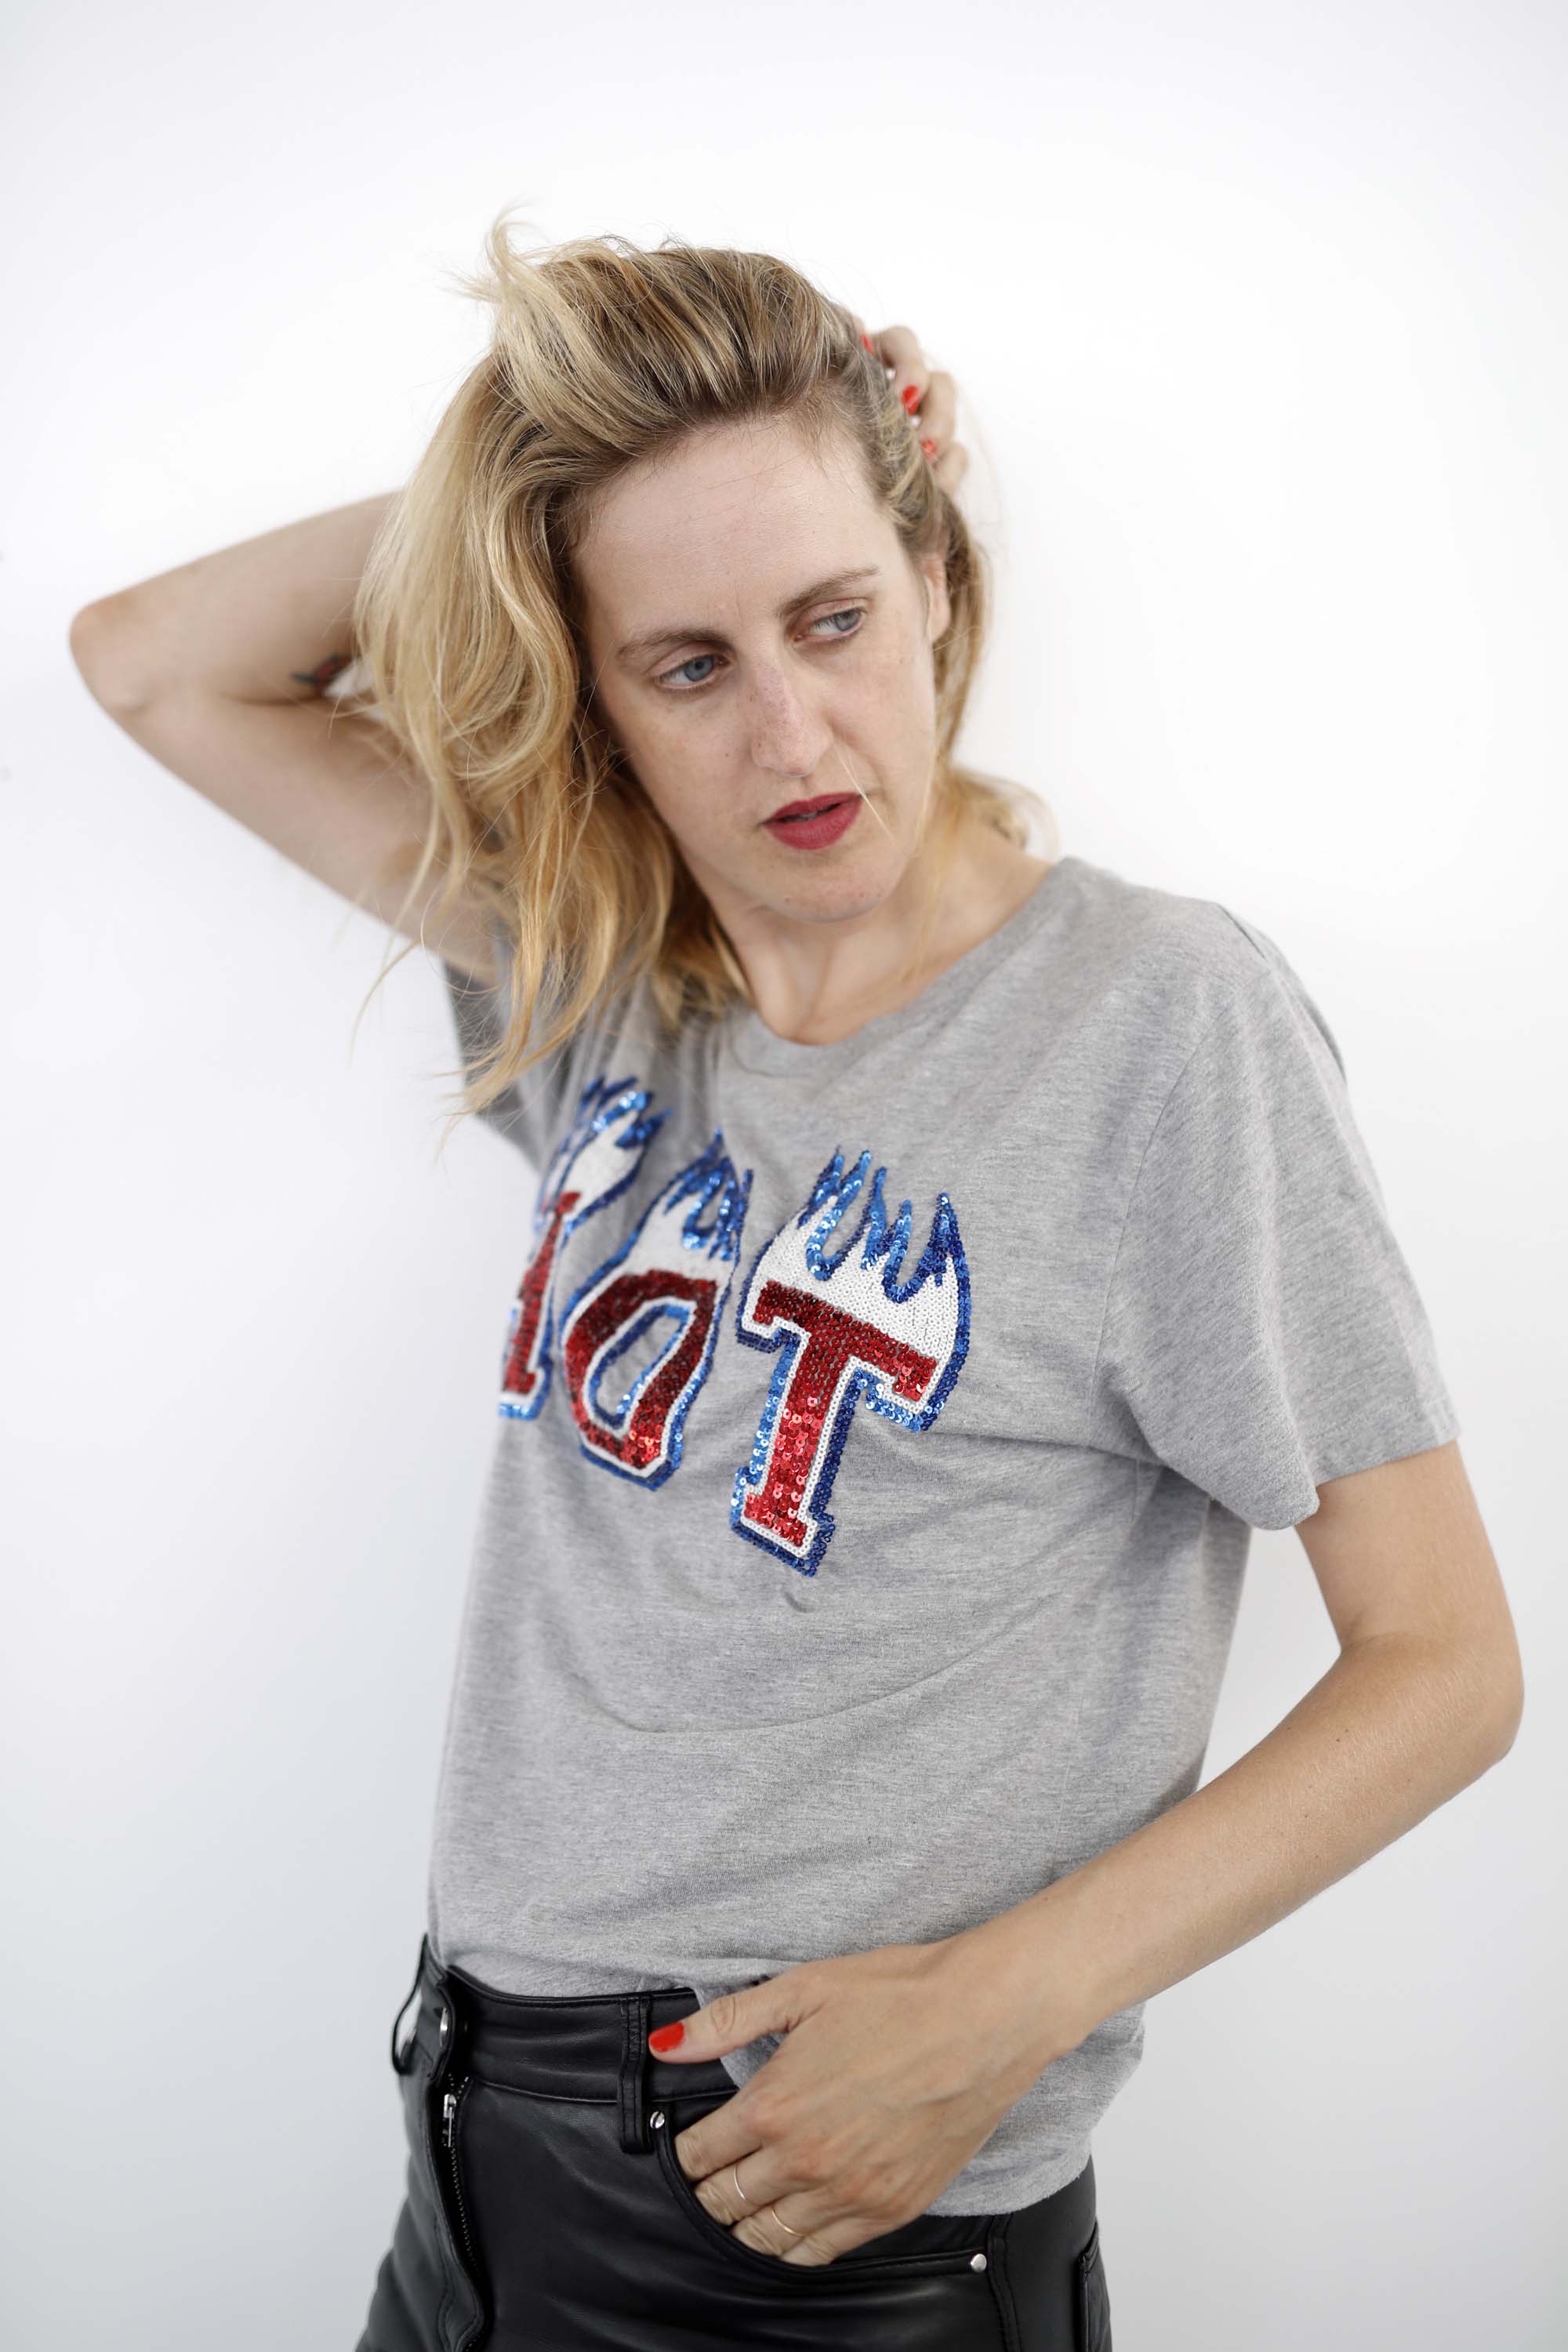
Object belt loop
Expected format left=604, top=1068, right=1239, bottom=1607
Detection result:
left=618, top=1991, right=654, bottom=2153
left=390, top=1934, right=429, bottom=2074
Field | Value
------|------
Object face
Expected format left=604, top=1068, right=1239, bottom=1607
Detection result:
left=574, top=413, right=952, bottom=935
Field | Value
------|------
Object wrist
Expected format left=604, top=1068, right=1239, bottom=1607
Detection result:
left=942, top=1884, right=1110, bottom=2076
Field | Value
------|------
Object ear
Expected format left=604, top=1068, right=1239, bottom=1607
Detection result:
left=916, top=550, right=952, bottom=647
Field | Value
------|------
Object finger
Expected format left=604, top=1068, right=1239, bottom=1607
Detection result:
left=731, top=2204, right=843, bottom=2266
left=864, top=321, right=928, bottom=412
left=931, top=440, right=970, bottom=498
left=689, top=2140, right=783, bottom=2223
left=673, top=2101, right=765, bottom=2186
left=914, top=366, right=957, bottom=452
left=702, top=2143, right=910, bottom=2270
left=734, top=2201, right=897, bottom=2269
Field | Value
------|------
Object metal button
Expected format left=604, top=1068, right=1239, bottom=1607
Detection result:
left=650, top=2109, right=666, bottom=2129
left=438, top=2005, right=451, bottom=2042
left=970, top=2252, right=988, bottom=2271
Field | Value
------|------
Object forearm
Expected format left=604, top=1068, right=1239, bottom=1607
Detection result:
left=976, top=1635, right=1519, bottom=2067
left=71, top=492, right=397, bottom=710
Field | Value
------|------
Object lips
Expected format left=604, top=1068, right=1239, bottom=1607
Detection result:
left=761, top=793, right=862, bottom=851
left=765, top=793, right=853, bottom=824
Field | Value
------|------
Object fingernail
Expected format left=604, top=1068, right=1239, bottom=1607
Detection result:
left=901, top=384, right=920, bottom=413
left=860, top=332, right=877, bottom=354
left=920, top=437, right=938, bottom=459
left=648, top=2022, right=685, bottom=2053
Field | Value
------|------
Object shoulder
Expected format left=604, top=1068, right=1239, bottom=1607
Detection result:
left=1062, top=853, right=1290, bottom=1011
left=1058, top=855, right=1345, bottom=1078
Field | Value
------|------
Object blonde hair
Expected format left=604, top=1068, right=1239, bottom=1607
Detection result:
left=347, top=212, right=1037, bottom=1137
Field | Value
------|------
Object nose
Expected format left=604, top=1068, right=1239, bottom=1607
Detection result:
left=746, top=665, right=829, bottom=777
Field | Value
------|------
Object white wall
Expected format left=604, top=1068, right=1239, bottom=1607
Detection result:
left=4, top=2, right=1563, bottom=2344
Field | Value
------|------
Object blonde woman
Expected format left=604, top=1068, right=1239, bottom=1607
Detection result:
left=71, top=223, right=1521, bottom=2352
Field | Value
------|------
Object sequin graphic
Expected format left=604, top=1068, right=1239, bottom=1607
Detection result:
left=499, top=1074, right=663, bottom=1420
left=556, top=1133, right=752, bottom=1485
left=730, top=1149, right=971, bottom=1573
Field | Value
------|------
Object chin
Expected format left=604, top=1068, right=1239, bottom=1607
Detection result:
left=763, top=854, right=907, bottom=925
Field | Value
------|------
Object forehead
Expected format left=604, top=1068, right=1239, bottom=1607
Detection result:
left=577, top=416, right=884, bottom=632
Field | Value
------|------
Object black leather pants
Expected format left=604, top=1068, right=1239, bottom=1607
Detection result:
left=355, top=1934, right=1113, bottom=2351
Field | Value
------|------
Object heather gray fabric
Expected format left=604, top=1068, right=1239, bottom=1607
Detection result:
left=426, top=851, right=1459, bottom=2214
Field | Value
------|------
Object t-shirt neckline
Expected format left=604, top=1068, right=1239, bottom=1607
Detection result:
left=720, top=853, right=1081, bottom=1080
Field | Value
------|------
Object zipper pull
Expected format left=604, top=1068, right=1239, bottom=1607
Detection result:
left=441, top=2089, right=457, bottom=2149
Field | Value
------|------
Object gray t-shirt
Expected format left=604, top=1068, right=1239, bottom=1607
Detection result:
left=426, top=850, right=1459, bottom=2214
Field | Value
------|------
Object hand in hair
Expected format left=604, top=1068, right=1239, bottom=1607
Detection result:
left=855, top=318, right=968, bottom=498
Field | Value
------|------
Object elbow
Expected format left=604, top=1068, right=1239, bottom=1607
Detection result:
left=1471, top=1645, right=1524, bottom=1769
left=68, top=596, right=154, bottom=716
left=67, top=597, right=114, bottom=673
left=1490, top=1665, right=1524, bottom=1762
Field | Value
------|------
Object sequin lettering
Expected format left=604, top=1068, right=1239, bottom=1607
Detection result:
left=729, top=1149, right=971, bottom=1574
left=499, top=1075, right=662, bottom=1419
left=557, top=1134, right=751, bottom=1485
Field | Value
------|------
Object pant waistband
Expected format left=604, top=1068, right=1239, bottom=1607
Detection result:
left=390, top=1933, right=735, bottom=2154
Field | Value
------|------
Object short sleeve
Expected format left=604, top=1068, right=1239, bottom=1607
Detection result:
left=441, top=924, right=593, bottom=1168
left=1090, top=942, right=1461, bottom=1530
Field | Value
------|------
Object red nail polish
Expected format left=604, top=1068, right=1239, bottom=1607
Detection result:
left=860, top=332, right=877, bottom=354
left=901, top=384, right=920, bottom=413
left=920, top=438, right=938, bottom=459
left=648, top=2021, right=684, bottom=2053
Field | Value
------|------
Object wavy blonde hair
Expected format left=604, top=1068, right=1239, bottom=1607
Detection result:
left=346, top=212, right=1039, bottom=1138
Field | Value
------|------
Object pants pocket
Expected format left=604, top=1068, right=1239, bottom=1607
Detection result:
left=1073, top=2216, right=1113, bottom=2351
left=650, top=2089, right=998, bottom=2290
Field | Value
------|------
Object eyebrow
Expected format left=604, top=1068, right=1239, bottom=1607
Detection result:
left=613, top=566, right=884, bottom=667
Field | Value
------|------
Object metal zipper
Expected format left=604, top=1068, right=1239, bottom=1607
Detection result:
left=439, top=2078, right=483, bottom=2280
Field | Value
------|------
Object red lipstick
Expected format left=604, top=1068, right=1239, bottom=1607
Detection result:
left=761, top=793, right=861, bottom=851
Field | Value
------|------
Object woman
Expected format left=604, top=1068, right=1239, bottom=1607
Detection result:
left=71, top=221, right=1522, bottom=2352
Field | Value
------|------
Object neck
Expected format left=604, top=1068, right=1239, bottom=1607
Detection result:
left=714, top=811, right=1052, bottom=1048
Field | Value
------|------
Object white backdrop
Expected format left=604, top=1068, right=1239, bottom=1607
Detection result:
left=3, top=2, right=1563, bottom=2345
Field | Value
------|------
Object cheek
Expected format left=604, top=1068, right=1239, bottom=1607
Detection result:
left=604, top=702, right=699, bottom=806
left=630, top=756, right=735, bottom=845
left=845, top=641, right=936, bottom=737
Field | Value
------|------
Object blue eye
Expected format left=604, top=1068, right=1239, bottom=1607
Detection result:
left=665, top=652, right=720, bottom=689
left=655, top=605, right=866, bottom=693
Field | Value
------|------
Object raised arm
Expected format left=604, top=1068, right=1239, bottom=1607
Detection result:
left=67, top=495, right=500, bottom=984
